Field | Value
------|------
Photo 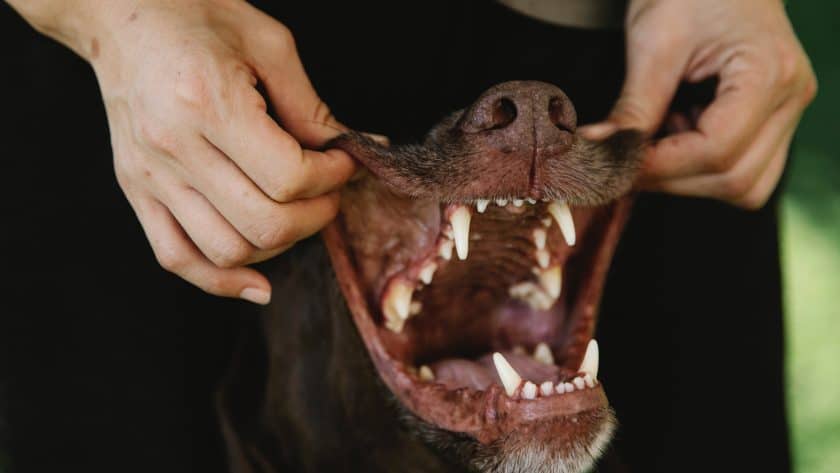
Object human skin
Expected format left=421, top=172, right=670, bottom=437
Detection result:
left=580, top=0, right=817, bottom=209
left=6, top=0, right=817, bottom=303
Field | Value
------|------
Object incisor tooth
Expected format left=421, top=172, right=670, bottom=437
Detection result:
left=536, top=249, right=550, bottom=268
left=418, top=261, right=437, bottom=285
left=449, top=206, right=471, bottom=260
left=476, top=199, right=489, bottom=213
left=533, top=342, right=555, bottom=365
left=496, top=198, right=508, bottom=207
left=492, top=352, right=523, bottom=397
left=513, top=198, right=524, bottom=207
left=533, top=228, right=547, bottom=250
left=522, top=381, right=537, bottom=399
left=564, top=382, right=575, bottom=392
left=419, top=365, right=435, bottom=381
left=555, top=383, right=566, bottom=394
left=538, top=265, right=562, bottom=299
left=548, top=201, right=576, bottom=246
left=438, top=239, right=454, bottom=260
left=409, top=301, right=422, bottom=316
left=540, top=381, right=554, bottom=396
left=526, top=198, right=537, bottom=204
left=382, top=279, right=414, bottom=333
left=579, top=339, right=599, bottom=379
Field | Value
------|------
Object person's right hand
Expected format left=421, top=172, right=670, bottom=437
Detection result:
left=22, top=0, right=357, bottom=304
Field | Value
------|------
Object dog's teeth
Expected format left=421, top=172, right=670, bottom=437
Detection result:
left=579, top=339, right=599, bottom=379
left=512, top=345, right=527, bottom=355
left=495, top=198, right=508, bottom=207
left=555, top=382, right=566, bottom=394
left=382, top=280, right=414, bottom=333
left=418, top=261, right=437, bottom=285
left=513, top=198, right=524, bottom=207
left=526, top=198, right=537, bottom=204
left=492, top=352, right=523, bottom=397
left=419, top=365, right=435, bottom=381
left=522, top=381, right=537, bottom=399
left=548, top=201, right=576, bottom=246
left=438, top=239, right=454, bottom=260
left=449, top=206, right=471, bottom=260
left=533, top=342, right=555, bottom=365
left=533, top=228, right=547, bottom=250
left=540, top=381, right=554, bottom=397
left=536, top=249, right=550, bottom=269
left=573, top=377, right=586, bottom=390
left=584, top=373, right=596, bottom=388
left=538, top=265, right=562, bottom=299
left=509, top=281, right=553, bottom=310
left=409, top=301, right=422, bottom=316
left=564, top=382, right=575, bottom=392
left=541, top=217, right=552, bottom=228
left=476, top=199, right=489, bottom=213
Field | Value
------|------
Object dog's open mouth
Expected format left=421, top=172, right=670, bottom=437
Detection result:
left=323, top=81, right=644, bottom=458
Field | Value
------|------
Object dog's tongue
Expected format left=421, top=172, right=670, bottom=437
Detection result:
left=430, top=351, right=562, bottom=391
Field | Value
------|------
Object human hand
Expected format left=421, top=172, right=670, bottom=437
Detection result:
left=580, top=0, right=816, bottom=209
left=22, top=0, right=357, bottom=303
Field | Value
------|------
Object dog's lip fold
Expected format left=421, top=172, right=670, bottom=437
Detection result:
left=321, top=196, right=633, bottom=443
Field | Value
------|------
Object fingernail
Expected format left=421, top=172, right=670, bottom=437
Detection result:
left=240, top=287, right=271, bottom=305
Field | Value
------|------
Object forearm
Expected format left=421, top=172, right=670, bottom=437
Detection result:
left=5, top=0, right=121, bottom=60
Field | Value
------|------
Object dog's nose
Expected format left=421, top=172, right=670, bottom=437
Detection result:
left=457, top=81, right=577, bottom=153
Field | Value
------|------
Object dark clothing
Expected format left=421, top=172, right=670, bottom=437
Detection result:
left=0, top=2, right=790, bottom=472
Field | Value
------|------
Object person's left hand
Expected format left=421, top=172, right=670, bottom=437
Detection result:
left=581, top=0, right=817, bottom=209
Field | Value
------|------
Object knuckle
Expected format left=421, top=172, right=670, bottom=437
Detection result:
left=138, top=120, right=180, bottom=155
left=773, top=43, right=803, bottom=90
left=155, top=243, right=189, bottom=274
left=173, top=64, right=213, bottom=112
left=718, top=172, right=753, bottom=201
left=251, top=220, right=294, bottom=250
left=801, top=72, right=819, bottom=104
left=198, top=273, right=229, bottom=296
left=209, top=239, right=252, bottom=269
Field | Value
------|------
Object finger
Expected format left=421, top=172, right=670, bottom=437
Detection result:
left=131, top=195, right=272, bottom=304
left=641, top=101, right=800, bottom=204
left=204, top=86, right=356, bottom=202
left=158, top=182, right=257, bottom=269
left=640, top=70, right=780, bottom=180
left=733, top=132, right=793, bottom=210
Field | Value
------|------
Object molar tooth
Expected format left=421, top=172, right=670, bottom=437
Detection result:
left=418, top=261, right=437, bottom=285
left=533, top=342, right=555, bottom=365
left=579, top=339, right=600, bottom=379
left=382, top=280, right=414, bottom=333
left=409, top=301, right=423, bottom=316
left=419, top=365, right=435, bottom=381
left=513, top=198, right=524, bottom=207
left=564, top=382, right=575, bottom=392
left=536, top=249, right=550, bottom=269
left=555, top=383, right=566, bottom=394
left=540, top=381, right=554, bottom=396
left=538, top=265, right=562, bottom=299
left=492, top=352, right=523, bottom=397
left=438, top=239, right=454, bottom=260
left=573, top=377, right=586, bottom=390
left=584, top=373, right=595, bottom=388
left=522, top=381, right=537, bottom=399
left=548, top=201, right=576, bottom=246
left=476, top=199, right=489, bottom=213
left=533, top=228, right=547, bottom=250
left=449, top=206, right=471, bottom=260
left=495, top=198, right=508, bottom=207
left=509, top=282, right=553, bottom=311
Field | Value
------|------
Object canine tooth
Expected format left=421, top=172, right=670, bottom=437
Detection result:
left=536, top=249, right=550, bottom=269
left=496, top=199, right=508, bottom=207
left=538, top=265, right=562, bottom=299
left=418, top=261, right=437, bottom=285
left=573, top=377, right=586, bottom=390
left=382, top=280, right=414, bottom=332
left=526, top=198, right=537, bottom=204
left=579, top=339, right=599, bottom=379
left=438, top=239, right=454, bottom=260
left=522, top=381, right=537, bottom=399
left=533, top=228, right=547, bottom=250
left=564, top=382, right=575, bottom=392
left=492, top=352, right=523, bottom=397
left=419, top=365, right=435, bottom=381
left=533, top=342, right=555, bottom=365
left=584, top=373, right=595, bottom=388
left=540, top=381, right=554, bottom=396
left=409, top=301, right=423, bottom=316
left=513, top=198, right=524, bottom=207
left=548, top=201, right=576, bottom=246
left=449, top=206, right=471, bottom=260
left=475, top=199, right=490, bottom=213
left=555, top=383, right=566, bottom=394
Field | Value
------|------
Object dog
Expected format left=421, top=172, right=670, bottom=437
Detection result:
left=217, top=81, right=644, bottom=473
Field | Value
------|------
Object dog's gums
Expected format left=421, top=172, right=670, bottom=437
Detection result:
left=322, top=81, right=645, bottom=472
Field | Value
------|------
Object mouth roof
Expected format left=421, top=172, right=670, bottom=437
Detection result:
left=323, top=191, right=633, bottom=444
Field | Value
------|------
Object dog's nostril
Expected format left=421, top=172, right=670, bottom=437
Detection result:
left=490, top=98, right=518, bottom=130
left=549, top=97, right=572, bottom=132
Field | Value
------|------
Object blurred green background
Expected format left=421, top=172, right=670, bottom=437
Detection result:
left=784, top=3, right=840, bottom=473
